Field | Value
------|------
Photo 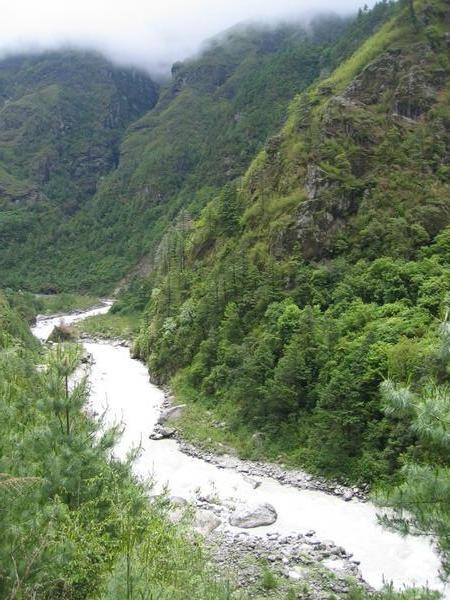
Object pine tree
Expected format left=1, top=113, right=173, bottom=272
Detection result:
left=377, top=324, right=450, bottom=574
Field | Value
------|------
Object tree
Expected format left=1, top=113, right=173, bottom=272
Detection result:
left=218, top=184, right=239, bottom=235
left=403, top=0, right=419, bottom=31
left=377, top=324, right=450, bottom=574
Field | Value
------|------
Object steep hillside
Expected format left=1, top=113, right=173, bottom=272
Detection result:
left=134, top=0, right=450, bottom=486
left=0, top=51, right=158, bottom=210
left=0, top=6, right=394, bottom=292
left=0, top=51, right=158, bottom=292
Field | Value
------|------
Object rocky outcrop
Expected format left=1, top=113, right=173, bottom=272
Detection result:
left=343, top=44, right=441, bottom=120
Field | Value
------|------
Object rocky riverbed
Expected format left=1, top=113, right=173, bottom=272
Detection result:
left=158, top=390, right=368, bottom=503
left=206, top=529, right=369, bottom=598
left=167, top=494, right=369, bottom=598
left=33, top=307, right=448, bottom=598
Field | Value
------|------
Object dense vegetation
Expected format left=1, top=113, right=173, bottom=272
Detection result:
left=0, top=6, right=396, bottom=292
left=0, top=292, right=236, bottom=598
left=0, top=51, right=158, bottom=292
left=1, top=0, right=450, bottom=592
left=125, top=0, right=450, bottom=567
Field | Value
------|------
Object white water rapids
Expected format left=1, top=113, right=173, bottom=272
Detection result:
left=32, top=303, right=449, bottom=596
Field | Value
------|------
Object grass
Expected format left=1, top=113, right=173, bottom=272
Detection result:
left=172, top=375, right=257, bottom=459
left=172, top=375, right=317, bottom=474
left=76, top=312, right=141, bottom=340
left=36, top=293, right=100, bottom=315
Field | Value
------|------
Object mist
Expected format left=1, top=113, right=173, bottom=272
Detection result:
left=0, top=0, right=370, bottom=76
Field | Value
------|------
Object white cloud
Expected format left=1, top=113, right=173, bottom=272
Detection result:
left=0, top=0, right=367, bottom=75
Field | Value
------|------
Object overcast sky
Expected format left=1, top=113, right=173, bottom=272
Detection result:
left=0, top=0, right=368, bottom=76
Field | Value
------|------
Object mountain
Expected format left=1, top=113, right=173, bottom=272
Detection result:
left=132, top=0, right=450, bottom=485
left=0, top=6, right=393, bottom=292
left=0, top=50, right=158, bottom=291
left=2, top=0, right=450, bottom=588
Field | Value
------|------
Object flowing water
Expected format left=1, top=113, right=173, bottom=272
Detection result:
left=32, top=305, right=449, bottom=596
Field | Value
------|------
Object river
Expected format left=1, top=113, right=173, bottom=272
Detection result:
left=32, top=303, right=449, bottom=596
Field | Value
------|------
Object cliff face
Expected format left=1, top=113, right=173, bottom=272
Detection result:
left=242, top=3, right=450, bottom=263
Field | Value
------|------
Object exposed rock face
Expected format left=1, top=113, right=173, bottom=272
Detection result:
left=298, top=167, right=359, bottom=259
left=343, top=44, right=440, bottom=119
left=229, top=503, right=278, bottom=528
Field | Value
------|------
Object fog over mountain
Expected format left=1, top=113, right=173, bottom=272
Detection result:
left=0, top=0, right=372, bottom=75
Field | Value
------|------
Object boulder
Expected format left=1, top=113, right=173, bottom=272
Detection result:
left=229, top=503, right=277, bottom=529
left=47, top=323, right=76, bottom=343
left=243, top=475, right=261, bottom=489
left=193, top=509, right=221, bottom=536
left=157, top=404, right=186, bottom=424
left=169, top=496, right=188, bottom=507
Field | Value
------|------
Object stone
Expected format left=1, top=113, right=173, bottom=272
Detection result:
left=47, top=323, right=76, bottom=343
left=149, top=425, right=176, bottom=440
left=169, top=496, right=188, bottom=507
left=157, top=404, right=186, bottom=424
left=193, top=510, right=221, bottom=536
left=251, top=431, right=265, bottom=447
left=229, top=503, right=277, bottom=528
left=243, top=475, right=261, bottom=489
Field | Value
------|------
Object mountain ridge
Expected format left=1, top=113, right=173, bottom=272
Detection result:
left=0, top=6, right=394, bottom=291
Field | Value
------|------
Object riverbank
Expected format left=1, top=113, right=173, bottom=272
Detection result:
left=33, top=305, right=448, bottom=597
left=156, top=386, right=368, bottom=502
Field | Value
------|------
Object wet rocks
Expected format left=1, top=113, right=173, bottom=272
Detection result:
left=149, top=424, right=176, bottom=440
left=229, top=503, right=277, bottom=528
left=193, top=509, right=222, bottom=536
left=157, top=404, right=186, bottom=425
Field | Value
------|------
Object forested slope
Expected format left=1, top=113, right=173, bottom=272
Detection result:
left=0, top=293, right=236, bottom=598
left=0, top=5, right=394, bottom=292
left=134, top=0, right=450, bottom=489
left=0, top=51, right=158, bottom=291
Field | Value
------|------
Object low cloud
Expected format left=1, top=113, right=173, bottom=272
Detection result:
left=0, top=0, right=368, bottom=76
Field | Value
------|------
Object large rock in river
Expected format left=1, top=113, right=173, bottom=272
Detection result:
left=229, top=503, right=277, bottom=528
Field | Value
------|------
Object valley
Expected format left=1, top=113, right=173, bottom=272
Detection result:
left=1, top=0, right=450, bottom=597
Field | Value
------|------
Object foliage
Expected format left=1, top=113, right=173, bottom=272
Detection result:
left=76, top=312, right=141, bottom=340
left=0, top=295, right=232, bottom=599
left=375, top=324, right=450, bottom=574
left=0, top=10, right=395, bottom=293
left=132, top=0, right=450, bottom=487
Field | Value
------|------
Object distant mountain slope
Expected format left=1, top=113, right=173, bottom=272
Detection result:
left=0, top=51, right=158, bottom=211
left=0, top=5, right=395, bottom=292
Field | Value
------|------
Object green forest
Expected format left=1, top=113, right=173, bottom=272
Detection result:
left=1, top=0, right=450, bottom=597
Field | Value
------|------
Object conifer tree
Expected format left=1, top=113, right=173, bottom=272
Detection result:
left=378, top=323, right=450, bottom=573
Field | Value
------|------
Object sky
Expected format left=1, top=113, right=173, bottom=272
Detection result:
left=0, top=0, right=367, bottom=76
